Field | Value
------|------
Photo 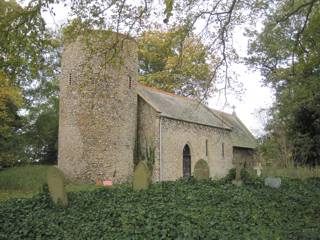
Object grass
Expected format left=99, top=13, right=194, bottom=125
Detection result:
left=0, top=165, right=100, bottom=202
left=0, top=165, right=50, bottom=191
left=262, top=166, right=320, bottom=179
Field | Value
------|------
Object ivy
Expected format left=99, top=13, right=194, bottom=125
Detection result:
left=0, top=177, right=319, bottom=239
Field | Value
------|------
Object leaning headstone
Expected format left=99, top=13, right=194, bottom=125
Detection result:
left=47, top=166, right=68, bottom=207
left=264, top=177, right=281, bottom=189
left=133, top=161, right=151, bottom=190
left=194, top=159, right=210, bottom=180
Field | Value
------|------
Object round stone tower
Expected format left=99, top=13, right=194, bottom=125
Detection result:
left=58, top=32, right=138, bottom=183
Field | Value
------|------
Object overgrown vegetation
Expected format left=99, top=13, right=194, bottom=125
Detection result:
left=1, top=176, right=319, bottom=239
left=0, top=165, right=50, bottom=191
left=0, top=165, right=100, bottom=201
left=262, top=166, right=320, bottom=180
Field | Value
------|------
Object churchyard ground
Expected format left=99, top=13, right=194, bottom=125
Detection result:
left=0, top=165, right=319, bottom=239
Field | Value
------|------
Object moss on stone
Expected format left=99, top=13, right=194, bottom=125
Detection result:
left=132, top=161, right=151, bottom=190
left=47, top=167, right=68, bottom=207
left=194, top=159, right=210, bottom=180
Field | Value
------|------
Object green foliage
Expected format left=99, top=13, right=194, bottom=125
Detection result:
left=222, top=168, right=260, bottom=186
left=132, top=161, right=151, bottom=190
left=138, top=29, right=216, bottom=99
left=0, top=72, right=23, bottom=166
left=0, top=165, right=50, bottom=191
left=193, top=159, right=210, bottom=180
left=0, top=178, right=320, bottom=239
left=24, top=80, right=59, bottom=164
left=135, top=140, right=155, bottom=172
left=0, top=165, right=102, bottom=202
left=248, top=0, right=320, bottom=167
left=47, top=167, right=68, bottom=207
left=262, top=166, right=320, bottom=179
left=163, top=0, right=174, bottom=23
left=0, top=0, right=60, bottom=165
left=145, top=145, right=155, bottom=172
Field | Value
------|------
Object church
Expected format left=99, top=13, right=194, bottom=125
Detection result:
left=58, top=33, right=256, bottom=183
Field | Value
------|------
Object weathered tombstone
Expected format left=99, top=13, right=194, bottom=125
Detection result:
left=254, top=163, right=262, bottom=177
left=47, top=166, right=68, bottom=207
left=232, top=156, right=243, bottom=186
left=132, top=161, right=151, bottom=190
left=264, top=177, right=281, bottom=189
left=194, top=159, right=210, bottom=180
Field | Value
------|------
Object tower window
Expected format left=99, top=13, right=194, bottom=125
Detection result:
left=128, top=76, right=132, bottom=89
left=69, top=72, right=72, bottom=85
left=205, top=139, right=208, bottom=156
left=222, top=143, right=225, bottom=158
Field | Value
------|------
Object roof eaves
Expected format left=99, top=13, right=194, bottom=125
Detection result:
left=161, top=115, right=232, bottom=131
left=137, top=92, right=162, bottom=113
left=233, top=114, right=257, bottom=143
left=205, top=106, right=233, bottom=129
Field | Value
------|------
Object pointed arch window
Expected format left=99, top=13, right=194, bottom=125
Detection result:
left=183, top=144, right=191, bottom=177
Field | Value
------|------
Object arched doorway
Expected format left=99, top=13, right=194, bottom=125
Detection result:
left=183, top=144, right=191, bottom=177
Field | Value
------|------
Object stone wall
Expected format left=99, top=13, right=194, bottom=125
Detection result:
left=58, top=33, right=138, bottom=183
left=137, top=97, right=160, bottom=182
left=161, top=117, right=234, bottom=180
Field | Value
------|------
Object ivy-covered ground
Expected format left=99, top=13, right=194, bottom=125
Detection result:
left=1, top=176, right=320, bottom=240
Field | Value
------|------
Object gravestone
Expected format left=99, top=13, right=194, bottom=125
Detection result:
left=253, top=163, right=262, bottom=177
left=133, top=161, right=151, bottom=190
left=264, top=177, right=281, bottom=189
left=194, top=159, right=210, bottom=180
left=47, top=166, right=68, bottom=207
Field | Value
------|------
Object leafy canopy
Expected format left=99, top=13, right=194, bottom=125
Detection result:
left=248, top=0, right=320, bottom=166
left=138, top=28, right=216, bottom=99
left=0, top=0, right=60, bottom=166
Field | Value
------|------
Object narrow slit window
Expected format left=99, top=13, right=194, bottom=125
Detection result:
left=69, top=72, right=72, bottom=85
left=128, top=76, right=132, bottom=89
left=222, top=143, right=225, bottom=158
left=205, top=139, right=208, bottom=156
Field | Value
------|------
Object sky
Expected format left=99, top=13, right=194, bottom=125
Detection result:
left=42, top=3, right=274, bottom=137
left=207, top=26, right=274, bottom=136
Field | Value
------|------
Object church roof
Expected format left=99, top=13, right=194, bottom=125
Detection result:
left=209, top=110, right=257, bottom=149
left=137, top=84, right=257, bottom=149
left=137, top=85, right=231, bottom=130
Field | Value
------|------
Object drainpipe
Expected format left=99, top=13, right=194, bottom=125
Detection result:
left=159, top=116, right=163, bottom=181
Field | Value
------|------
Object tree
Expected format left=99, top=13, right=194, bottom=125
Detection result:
left=247, top=0, right=320, bottom=166
left=138, top=29, right=216, bottom=99
left=24, top=78, right=59, bottom=164
left=0, top=0, right=60, bottom=166
left=0, top=72, right=23, bottom=166
left=65, top=0, right=252, bottom=97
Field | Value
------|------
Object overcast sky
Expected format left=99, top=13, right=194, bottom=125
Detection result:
left=208, top=26, right=274, bottom=136
left=42, top=3, right=274, bottom=137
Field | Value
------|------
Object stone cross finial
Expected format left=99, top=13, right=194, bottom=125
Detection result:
left=232, top=105, right=236, bottom=115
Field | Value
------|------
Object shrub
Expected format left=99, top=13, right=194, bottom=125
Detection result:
left=221, top=168, right=263, bottom=186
